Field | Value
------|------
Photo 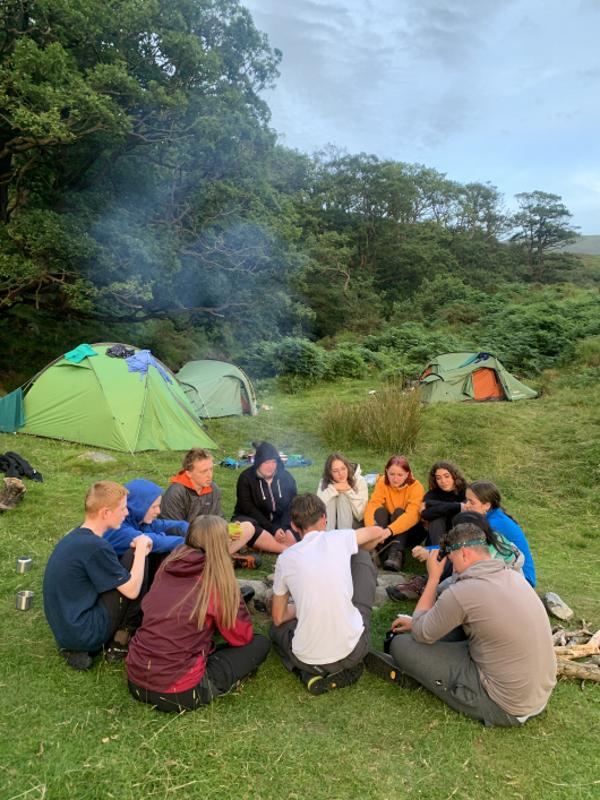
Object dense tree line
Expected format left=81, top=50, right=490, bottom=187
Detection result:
left=0, top=0, right=587, bottom=383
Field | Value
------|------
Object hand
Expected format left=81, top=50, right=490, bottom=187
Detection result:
left=333, top=481, right=351, bottom=492
left=381, top=526, right=393, bottom=540
left=131, top=534, right=153, bottom=554
left=420, top=502, right=426, bottom=512
left=411, top=545, right=429, bottom=563
left=274, top=528, right=286, bottom=543
left=391, top=614, right=412, bottom=633
left=460, top=502, right=468, bottom=512
left=426, top=550, right=447, bottom=581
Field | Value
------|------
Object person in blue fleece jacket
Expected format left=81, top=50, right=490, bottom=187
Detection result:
left=104, top=479, right=188, bottom=557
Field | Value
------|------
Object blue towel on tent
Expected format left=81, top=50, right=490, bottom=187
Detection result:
left=126, top=350, right=172, bottom=383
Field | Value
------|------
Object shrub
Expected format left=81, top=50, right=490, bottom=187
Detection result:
left=325, top=347, right=367, bottom=379
left=321, top=386, right=423, bottom=453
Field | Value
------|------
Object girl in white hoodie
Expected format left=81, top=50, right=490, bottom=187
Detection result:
left=317, top=453, right=368, bottom=530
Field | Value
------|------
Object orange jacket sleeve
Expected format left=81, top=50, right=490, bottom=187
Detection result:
left=389, top=481, right=425, bottom=535
left=364, top=476, right=386, bottom=526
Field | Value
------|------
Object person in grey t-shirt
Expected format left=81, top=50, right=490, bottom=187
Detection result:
left=366, top=523, right=556, bottom=727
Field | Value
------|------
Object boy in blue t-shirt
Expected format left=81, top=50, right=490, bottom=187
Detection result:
left=43, top=481, right=152, bottom=670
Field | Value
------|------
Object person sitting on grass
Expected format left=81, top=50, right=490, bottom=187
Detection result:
left=465, top=480, right=536, bottom=587
left=233, top=441, right=298, bottom=554
left=160, top=448, right=259, bottom=568
left=270, top=493, right=389, bottom=695
left=43, top=481, right=152, bottom=671
left=126, top=515, right=270, bottom=712
left=366, top=523, right=556, bottom=727
left=104, top=478, right=189, bottom=557
left=317, top=452, right=368, bottom=530
left=363, top=455, right=425, bottom=572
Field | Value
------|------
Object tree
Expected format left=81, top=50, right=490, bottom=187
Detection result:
left=0, top=0, right=283, bottom=321
left=510, top=191, right=579, bottom=281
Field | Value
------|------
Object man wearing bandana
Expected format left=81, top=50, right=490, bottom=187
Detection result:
left=366, top=523, right=556, bottom=727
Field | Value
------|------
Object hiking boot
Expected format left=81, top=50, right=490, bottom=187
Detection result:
left=383, top=545, right=404, bottom=572
left=365, top=650, right=407, bottom=686
left=386, top=575, right=427, bottom=601
left=60, top=649, right=93, bottom=671
left=232, top=553, right=262, bottom=570
left=241, top=585, right=255, bottom=604
left=298, top=663, right=364, bottom=695
left=104, top=640, right=129, bottom=664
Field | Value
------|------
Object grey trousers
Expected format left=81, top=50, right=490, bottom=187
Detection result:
left=390, top=634, right=522, bottom=727
left=270, top=549, right=377, bottom=675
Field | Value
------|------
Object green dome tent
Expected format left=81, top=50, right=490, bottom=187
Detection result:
left=418, top=352, right=537, bottom=403
left=176, top=360, right=257, bottom=419
left=1, top=343, right=216, bottom=452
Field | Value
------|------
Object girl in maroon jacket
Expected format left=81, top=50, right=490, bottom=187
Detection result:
left=126, top=516, right=270, bottom=712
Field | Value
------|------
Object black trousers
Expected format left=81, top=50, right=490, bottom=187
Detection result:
left=128, top=634, right=271, bottom=712
left=98, top=549, right=146, bottom=643
left=373, top=507, right=426, bottom=553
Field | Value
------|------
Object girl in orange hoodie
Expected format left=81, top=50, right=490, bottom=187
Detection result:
left=364, top=455, right=425, bottom=572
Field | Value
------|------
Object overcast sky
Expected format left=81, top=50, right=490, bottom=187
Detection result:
left=244, top=0, right=600, bottom=234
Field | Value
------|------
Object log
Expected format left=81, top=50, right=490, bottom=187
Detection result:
left=554, top=643, right=600, bottom=659
left=556, top=657, right=600, bottom=682
left=588, top=629, right=600, bottom=648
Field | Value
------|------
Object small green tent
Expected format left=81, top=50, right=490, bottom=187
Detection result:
left=418, top=352, right=537, bottom=404
left=1, top=343, right=217, bottom=452
left=177, top=360, right=257, bottom=418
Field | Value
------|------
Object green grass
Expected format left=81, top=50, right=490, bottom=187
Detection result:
left=1, top=373, right=600, bottom=799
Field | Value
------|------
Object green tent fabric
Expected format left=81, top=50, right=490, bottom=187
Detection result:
left=176, top=360, right=257, bottom=418
left=14, top=343, right=217, bottom=452
left=418, top=352, right=537, bottom=404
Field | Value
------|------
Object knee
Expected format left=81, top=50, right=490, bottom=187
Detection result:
left=252, top=633, right=271, bottom=661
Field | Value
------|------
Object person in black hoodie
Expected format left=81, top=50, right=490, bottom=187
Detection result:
left=233, top=442, right=297, bottom=554
left=420, top=460, right=467, bottom=546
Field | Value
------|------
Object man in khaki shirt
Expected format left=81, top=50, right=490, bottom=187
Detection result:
left=366, top=522, right=556, bottom=727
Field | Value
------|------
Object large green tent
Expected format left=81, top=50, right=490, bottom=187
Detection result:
left=0, top=343, right=217, bottom=452
left=176, top=360, right=257, bottom=418
left=418, top=352, right=537, bottom=403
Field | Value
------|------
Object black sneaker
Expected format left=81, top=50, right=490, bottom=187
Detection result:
left=60, top=649, right=93, bottom=671
left=365, top=650, right=407, bottom=685
left=324, top=662, right=364, bottom=691
left=104, top=640, right=129, bottom=664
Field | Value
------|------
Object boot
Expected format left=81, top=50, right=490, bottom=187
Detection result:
left=383, top=543, right=404, bottom=572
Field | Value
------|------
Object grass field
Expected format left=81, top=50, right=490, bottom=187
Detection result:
left=1, top=373, right=600, bottom=800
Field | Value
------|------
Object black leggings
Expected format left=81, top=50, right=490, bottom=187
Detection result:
left=98, top=550, right=146, bottom=642
left=373, top=507, right=425, bottom=553
left=128, top=634, right=271, bottom=712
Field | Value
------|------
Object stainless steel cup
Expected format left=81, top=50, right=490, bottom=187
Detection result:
left=16, top=590, right=34, bottom=611
left=16, top=557, right=33, bottom=574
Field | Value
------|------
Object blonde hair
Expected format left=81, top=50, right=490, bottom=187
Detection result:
left=163, top=515, right=240, bottom=629
left=85, top=481, right=128, bottom=515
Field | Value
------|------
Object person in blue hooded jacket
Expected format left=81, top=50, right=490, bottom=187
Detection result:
left=104, top=479, right=188, bottom=557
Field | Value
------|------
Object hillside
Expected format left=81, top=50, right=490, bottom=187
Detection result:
left=563, top=234, right=600, bottom=254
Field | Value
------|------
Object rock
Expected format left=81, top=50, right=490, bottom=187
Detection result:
left=0, top=477, right=26, bottom=511
left=263, top=573, right=275, bottom=587
left=542, top=592, right=574, bottom=621
left=77, top=451, right=117, bottom=463
left=376, top=572, right=415, bottom=588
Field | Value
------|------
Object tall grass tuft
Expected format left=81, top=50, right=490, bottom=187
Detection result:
left=321, top=386, right=423, bottom=453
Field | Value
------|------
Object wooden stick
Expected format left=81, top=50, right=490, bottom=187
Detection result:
left=556, top=657, right=600, bottom=682
left=554, top=643, right=600, bottom=659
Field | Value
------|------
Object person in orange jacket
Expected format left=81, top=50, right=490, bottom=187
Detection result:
left=364, top=455, right=425, bottom=572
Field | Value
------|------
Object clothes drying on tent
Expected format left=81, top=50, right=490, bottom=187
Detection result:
left=4, top=343, right=217, bottom=453
left=418, top=352, right=537, bottom=403
left=176, top=360, right=257, bottom=418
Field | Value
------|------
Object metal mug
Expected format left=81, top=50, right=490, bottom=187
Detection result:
left=16, top=557, right=33, bottom=574
left=16, top=590, right=34, bottom=611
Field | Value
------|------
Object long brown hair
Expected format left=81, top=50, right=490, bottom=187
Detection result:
left=320, top=452, right=356, bottom=491
left=162, top=515, right=240, bottom=629
left=428, top=460, right=466, bottom=493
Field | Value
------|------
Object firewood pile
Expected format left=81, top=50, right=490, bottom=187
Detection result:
left=553, top=625, right=600, bottom=682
